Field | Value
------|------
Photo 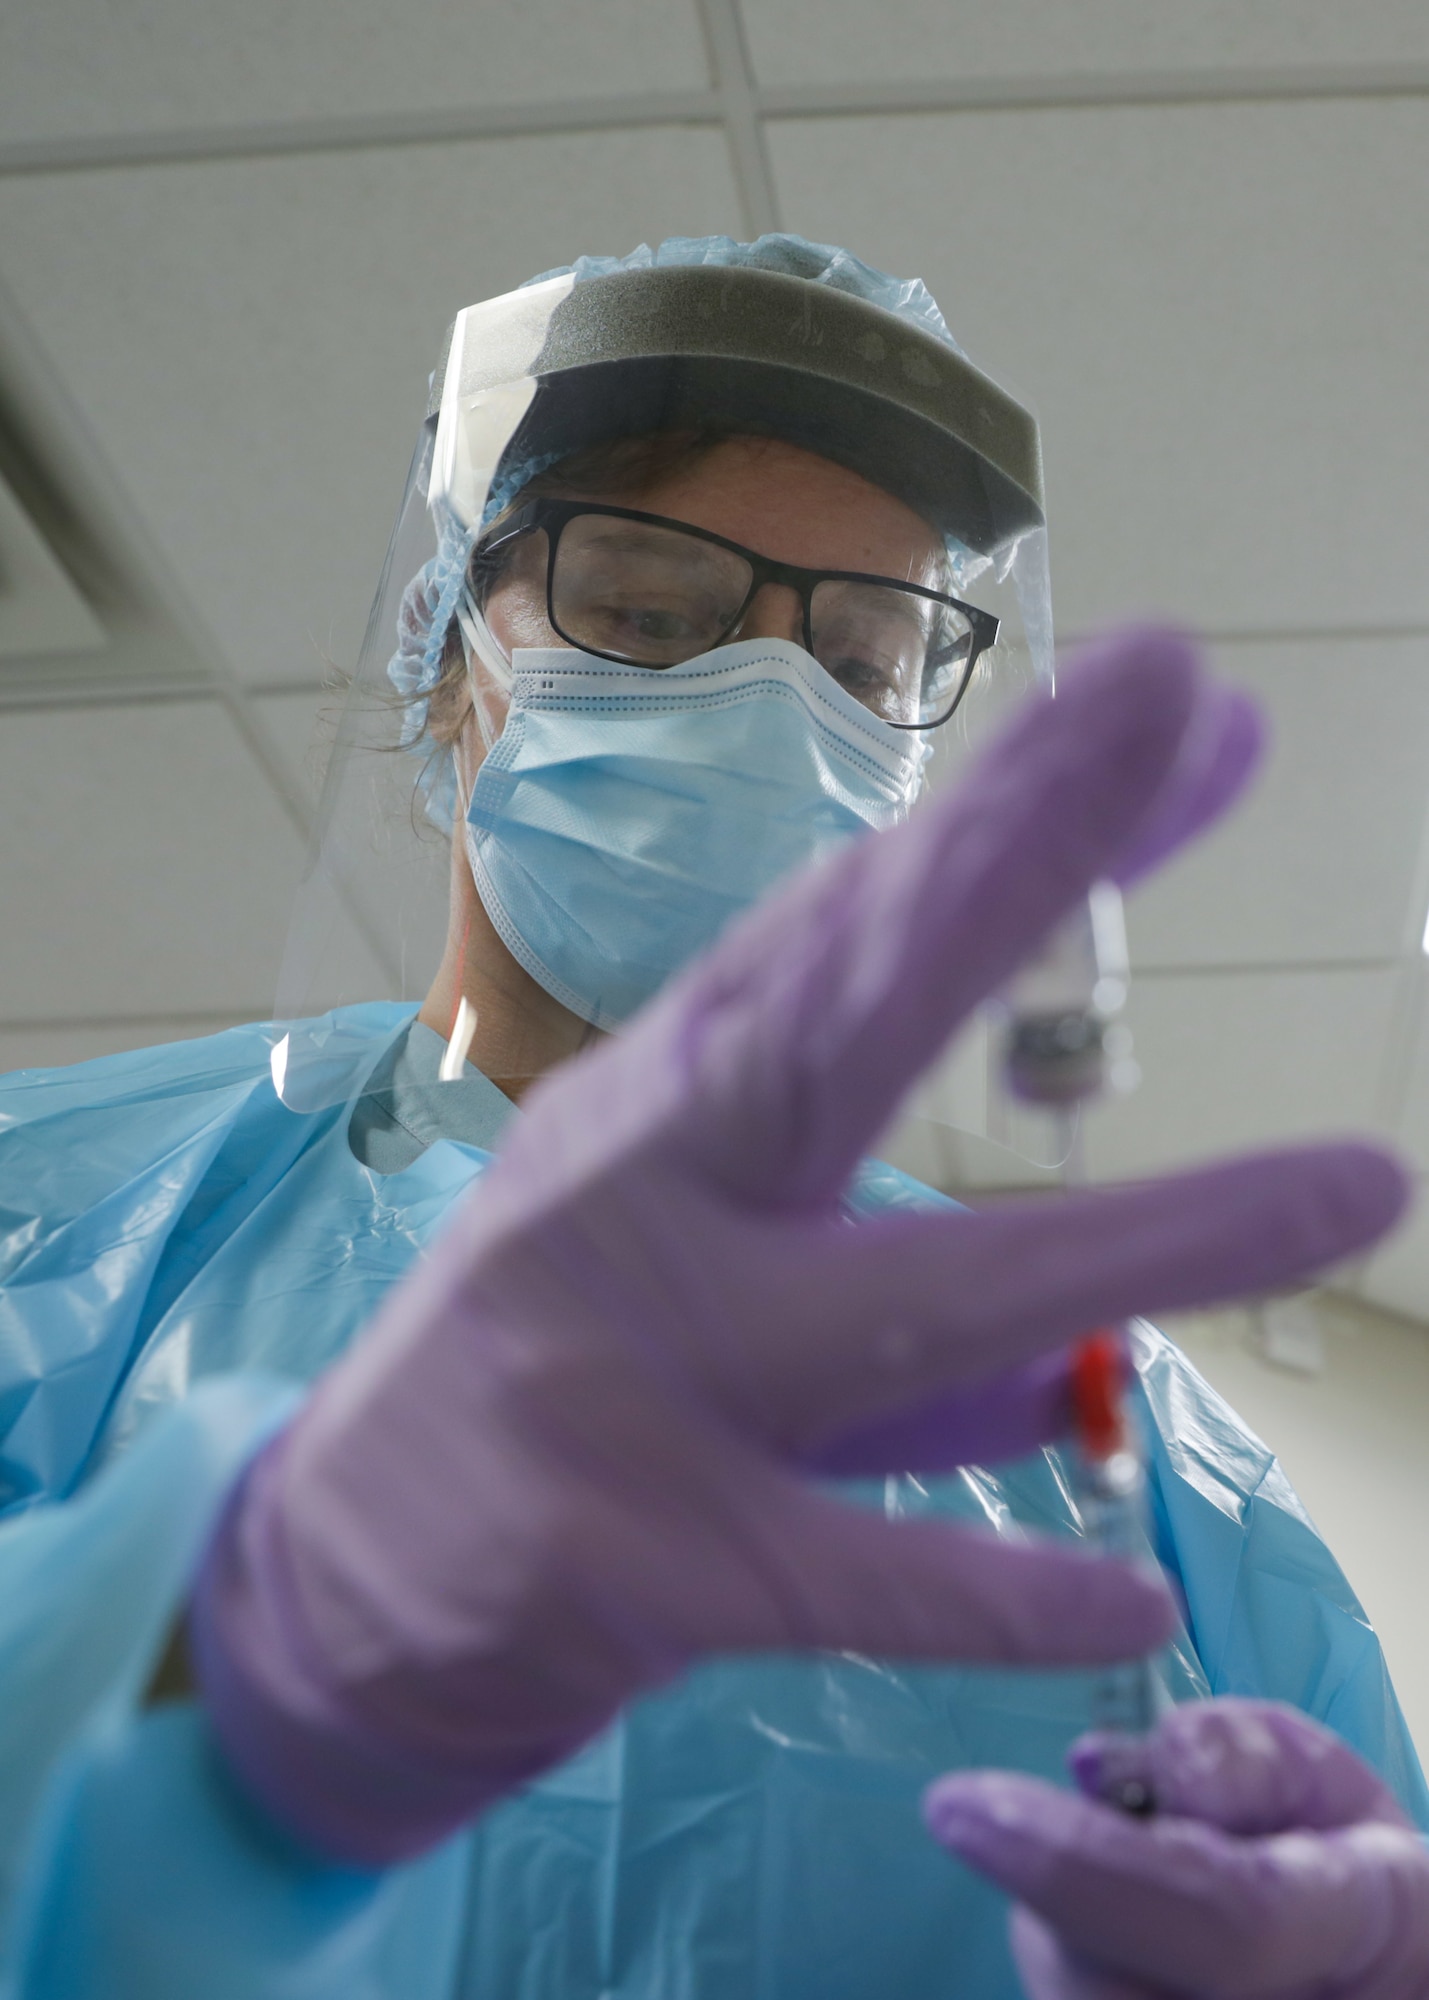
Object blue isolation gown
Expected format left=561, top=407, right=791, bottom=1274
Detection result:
left=0, top=1003, right=1423, bottom=1999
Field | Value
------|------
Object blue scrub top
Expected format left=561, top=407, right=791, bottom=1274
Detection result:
left=0, top=1004, right=1422, bottom=2000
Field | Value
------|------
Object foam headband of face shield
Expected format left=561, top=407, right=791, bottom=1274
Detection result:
left=428, top=264, right=1044, bottom=558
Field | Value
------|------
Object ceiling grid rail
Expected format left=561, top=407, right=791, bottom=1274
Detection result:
left=695, top=0, right=781, bottom=237
left=1, top=58, right=1427, bottom=179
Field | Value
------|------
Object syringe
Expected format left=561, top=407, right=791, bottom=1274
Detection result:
left=999, top=887, right=1159, bottom=1812
left=1069, top=1331, right=1159, bottom=1813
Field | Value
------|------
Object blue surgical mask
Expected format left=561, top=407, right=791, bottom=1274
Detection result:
left=463, top=639, right=927, bottom=1028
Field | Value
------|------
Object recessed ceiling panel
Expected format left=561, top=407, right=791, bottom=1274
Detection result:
left=0, top=128, right=741, bottom=696
left=747, top=0, right=1429, bottom=89
left=0, top=0, right=708, bottom=147
left=0, top=462, right=105, bottom=656
left=768, top=99, right=1429, bottom=638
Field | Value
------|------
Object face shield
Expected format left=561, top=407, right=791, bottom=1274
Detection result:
left=270, top=257, right=1053, bottom=1137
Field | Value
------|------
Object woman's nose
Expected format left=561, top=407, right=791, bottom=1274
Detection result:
left=732, top=582, right=806, bottom=648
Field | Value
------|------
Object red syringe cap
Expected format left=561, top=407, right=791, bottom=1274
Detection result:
left=1071, top=1331, right=1126, bottom=1460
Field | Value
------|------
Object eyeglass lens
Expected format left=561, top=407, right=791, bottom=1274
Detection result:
left=528, top=512, right=976, bottom=727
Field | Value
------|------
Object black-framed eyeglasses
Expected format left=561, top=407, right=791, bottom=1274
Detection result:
left=472, top=498, right=999, bottom=730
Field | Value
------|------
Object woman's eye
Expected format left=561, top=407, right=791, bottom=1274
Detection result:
left=830, top=655, right=885, bottom=685
left=826, top=653, right=897, bottom=696
left=588, top=593, right=726, bottom=651
left=821, top=651, right=915, bottom=721
left=626, top=606, right=701, bottom=641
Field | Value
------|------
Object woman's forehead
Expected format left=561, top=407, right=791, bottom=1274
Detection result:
left=589, top=436, right=946, bottom=583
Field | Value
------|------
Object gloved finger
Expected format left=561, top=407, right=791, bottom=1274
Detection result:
left=730, top=1488, right=1176, bottom=1666
left=805, top=1348, right=1073, bottom=1476
left=658, top=625, right=1205, bottom=1209
left=923, top=1769, right=1426, bottom=1995
left=1113, top=683, right=1264, bottom=889
left=1010, top=1908, right=1174, bottom=2000
left=1070, top=1700, right=1413, bottom=1834
left=753, top=1143, right=1407, bottom=1448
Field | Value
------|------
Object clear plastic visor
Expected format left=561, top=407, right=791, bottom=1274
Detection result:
left=269, top=289, right=1061, bottom=1188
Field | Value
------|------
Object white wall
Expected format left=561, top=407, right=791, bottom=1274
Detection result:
left=1166, top=1293, right=1429, bottom=1754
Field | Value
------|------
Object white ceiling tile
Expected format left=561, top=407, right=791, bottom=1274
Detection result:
left=0, top=1, right=707, bottom=145
left=0, top=698, right=389, bottom=1021
left=276, top=700, right=455, bottom=1021
left=0, top=1014, right=257, bottom=1077
left=1358, top=1178, right=1429, bottom=1325
left=1124, top=634, right=1429, bottom=969
left=767, top=99, right=1429, bottom=637
left=0, top=129, right=741, bottom=696
left=923, top=630, right=1429, bottom=971
left=1079, top=966, right=1398, bottom=1180
left=245, top=684, right=453, bottom=1016
left=746, top=0, right=1429, bottom=89
left=0, top=699, right=303, bottom=1019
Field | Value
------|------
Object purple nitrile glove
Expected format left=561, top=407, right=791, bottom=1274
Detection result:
left=808, top=1345, right=1079, bottom=1478
left=924, top=1700, right=1429, bottom=2000
left=1112, top=680, right=1263, bottom=890
left=189, top=628, right=1409, bottom=1867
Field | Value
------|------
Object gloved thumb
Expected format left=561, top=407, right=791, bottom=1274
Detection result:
left=1069, top=1699, right=1412, bottom=1834
left=1009, top=1907, right=1163, bottom=2000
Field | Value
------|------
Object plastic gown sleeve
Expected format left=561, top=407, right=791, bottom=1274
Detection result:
left=0, top=1379, right=294, bottom=1986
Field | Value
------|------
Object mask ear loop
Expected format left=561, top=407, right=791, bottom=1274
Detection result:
left=438, top=616, right=497, bottom=1083
left=440, top=712, right=477, bottom=1082
left=456, top=584, right=512, bottom=758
